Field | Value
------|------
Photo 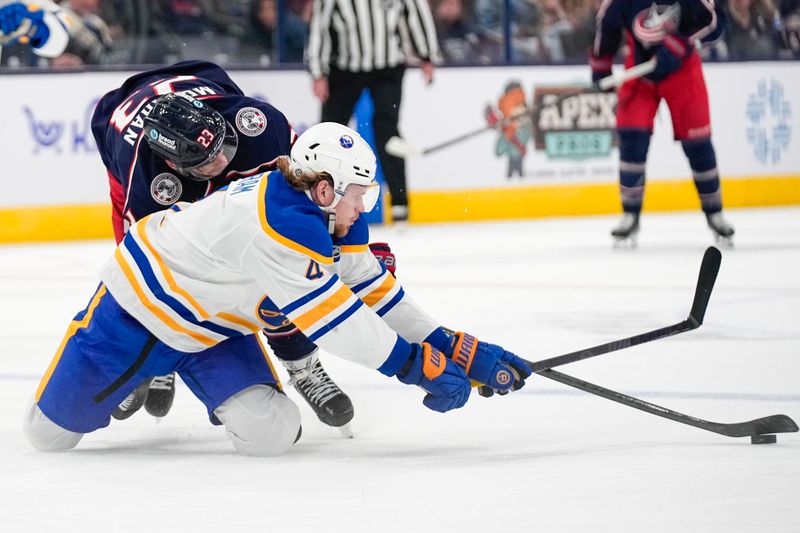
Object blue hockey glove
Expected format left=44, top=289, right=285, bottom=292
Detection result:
left=0, top=2, right=49, bottom=48
left=446, top=332, right=531, bottom=398
left=650, top=34, right=690, bottom=82
left=396, top=343, right=471, bottom=413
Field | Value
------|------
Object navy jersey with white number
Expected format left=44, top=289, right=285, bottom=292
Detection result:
left=90, top=61, right=295, bottom=243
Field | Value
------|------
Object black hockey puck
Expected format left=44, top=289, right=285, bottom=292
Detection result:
left=750, top=434, right=777, bottom=445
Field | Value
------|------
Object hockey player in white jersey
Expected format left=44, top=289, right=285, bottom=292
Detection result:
left=0, top=1, right=69, bottom=60
left=24, top=123, right=531, bottom=456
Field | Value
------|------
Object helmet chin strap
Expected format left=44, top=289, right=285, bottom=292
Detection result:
left=304, top=189, right=340, bottom=235
left=327, top=212, right=336, bottom=235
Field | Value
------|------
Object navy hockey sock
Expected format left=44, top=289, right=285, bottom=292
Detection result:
left=617, top=129, right=651, bottom=214
left=682, top=138, right=722, bottom=214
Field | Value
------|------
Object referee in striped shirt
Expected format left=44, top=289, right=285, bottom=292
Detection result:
left=307, top=0, right=440, bottom=222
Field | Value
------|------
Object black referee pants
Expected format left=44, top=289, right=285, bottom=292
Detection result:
left=322, top=66, right=407, bottom=208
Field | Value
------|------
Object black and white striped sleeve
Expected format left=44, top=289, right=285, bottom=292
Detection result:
left=401, top=0, right=440, bottom=62
left=308, top=0, right=336, bottom=79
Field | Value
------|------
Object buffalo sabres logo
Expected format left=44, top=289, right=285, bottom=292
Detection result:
left=633, top=2, right=681, bottom=47
left=256, top=295, right=292, bottom=330
left=495, top=369, right=512, bottom=386
left=150, top=173, right=182, bottom=205
left=339, top=135, right=354, bottom=148
left=235, top=107, right=267, bottom=137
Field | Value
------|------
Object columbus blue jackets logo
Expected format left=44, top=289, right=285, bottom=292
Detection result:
left=150, top=173, right=182, bottom=205
left=633, top=2, right=681, bottom=46
left=235, top=107, right=267, bottom=137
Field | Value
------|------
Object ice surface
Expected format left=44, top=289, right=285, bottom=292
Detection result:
left=1, top=208, right=798, bottom=532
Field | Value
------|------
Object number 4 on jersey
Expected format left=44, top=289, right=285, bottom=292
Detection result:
left=306, top=260, right=323, bottom=280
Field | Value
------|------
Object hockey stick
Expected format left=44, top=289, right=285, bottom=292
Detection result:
left=385, top=58, right=657, bottom=158
left=518, top=247, right=797, bottom=438
left=526, top=246, right=721, bottom=374
left=538, top=368, right=799, bottom=438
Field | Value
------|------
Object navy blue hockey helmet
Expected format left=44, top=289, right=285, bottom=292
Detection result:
left=143, top=93, right=238, bottom=180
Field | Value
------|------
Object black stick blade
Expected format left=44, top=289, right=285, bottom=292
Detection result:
left=719, top=414, right=800, bottom=437
left=689, top=246, right=722, bottom=327
left=751, top=414, right=799, bottom=435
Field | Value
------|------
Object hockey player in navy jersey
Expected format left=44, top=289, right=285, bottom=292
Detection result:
left=591, top=0, right=735, bottom=246
left=90, top=61, right=355, bottom=432
left=24, top=123, right=531, bottom=456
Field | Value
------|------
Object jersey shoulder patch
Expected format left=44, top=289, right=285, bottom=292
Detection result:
left=234, top=107, right=268, bottom=137
left=150, top=172, right=183, bottom=205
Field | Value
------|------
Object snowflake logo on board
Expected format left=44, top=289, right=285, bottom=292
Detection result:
left=746, top=80, right=792, bottom=164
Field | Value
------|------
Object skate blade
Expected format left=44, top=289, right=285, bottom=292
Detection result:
left=338, top=423, right=354, bottom=439
left=612, top=235, right=638, bottom=249
left=713, top=234, right=734, bottom=249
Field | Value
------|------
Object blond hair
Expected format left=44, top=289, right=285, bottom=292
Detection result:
left=277, top=155, right=332, bottom=192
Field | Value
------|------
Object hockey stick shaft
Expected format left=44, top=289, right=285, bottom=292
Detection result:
left=386, top=59, right=657, bottom=158
left=596, top=57, right=656, bottom=90
left=537, top=368, right=798, bottom=437
left=526, top=247, right=721, bottom=374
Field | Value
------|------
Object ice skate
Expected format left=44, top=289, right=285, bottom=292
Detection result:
left=284, top=352, right=355, bottom=437
left=706, top=212, right=735, bottom=248
left=611, top=212, right=640, bottom=248
left=389, top=205, right=409, bottom=230
left=144, top=373, right=176, bottom=418
left=112, top=379, right=152, bottom=420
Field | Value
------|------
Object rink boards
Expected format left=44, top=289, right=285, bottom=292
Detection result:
left=0, top=61, right=798, bottom=241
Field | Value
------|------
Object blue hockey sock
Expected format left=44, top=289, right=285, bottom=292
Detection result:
left=617, top=129, right=651, bottom=214
left=682, top=138, right=722, bottom=214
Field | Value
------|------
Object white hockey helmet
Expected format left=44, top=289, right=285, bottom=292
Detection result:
left=291, top=122, right=379, bottom=212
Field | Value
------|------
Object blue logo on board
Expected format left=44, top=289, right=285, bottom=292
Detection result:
left=745, top=79, right=791, bottom=164
left=24, top=97, right=99, bottom=154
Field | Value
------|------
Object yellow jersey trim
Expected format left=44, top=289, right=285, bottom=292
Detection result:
left=36, top=285, right=107, bottom=401
left=292, top=284, right=353, bottom=331
left=362, top=274, right=397, bottom=307
left=114, top=247, right=217, bottom=347
left=340, top=244, right=369, bottom=253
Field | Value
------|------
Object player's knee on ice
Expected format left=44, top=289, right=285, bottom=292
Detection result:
left=23, top=399, right=83, bottom=452
left=214, top=385, right=301, bottom=457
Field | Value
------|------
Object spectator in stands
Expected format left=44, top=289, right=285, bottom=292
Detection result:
left=777, top=0, right=800, bottom=56
left=558, top=0, right=599, bottom=61
left=52, top=0, right=114, bottom=66
left=160, top=0, right=214, bottom=35
left=201, top=0, right=250, bottom=38
left=433, top=0, right=496, bottom=64
left=723, top=0, right=782, bottom=59
left=98, top=0, right=174, bottom=64
left=240, top=0, right=307, bottom=64
left=473, top=0, right=544, bottom=62
left=537, top=0, right=574, bottom=61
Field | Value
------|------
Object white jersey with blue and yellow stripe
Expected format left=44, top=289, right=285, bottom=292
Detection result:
left=100, top=170, right=439, bottom=372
